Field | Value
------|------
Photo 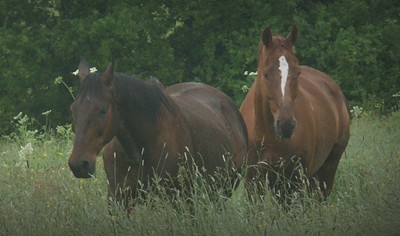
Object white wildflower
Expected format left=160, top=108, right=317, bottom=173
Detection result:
left=241, top=85, right=249, bottom=93
left=54, top=76, right=63, bottom=84
left=17, top=142, right=33, bottom=168
left=42, top=110, right=52, bottom=116
left=72, top=67, right=98, bottom=76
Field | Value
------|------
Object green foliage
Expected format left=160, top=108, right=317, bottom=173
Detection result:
left=4, top=112, right=40, bottom=144
left=0, top=114, right=399, bottom=234
left=0, top=0, right=400, bottom=134
left=294, top=0, right=400, bottom=111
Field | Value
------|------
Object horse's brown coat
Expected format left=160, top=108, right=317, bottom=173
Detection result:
left=68, top=59, right=248, bottom=208
left=240, top=26, right=350, bottom=199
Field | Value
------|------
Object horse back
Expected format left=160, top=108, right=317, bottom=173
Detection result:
left=166, top=82, right=248, bottom=173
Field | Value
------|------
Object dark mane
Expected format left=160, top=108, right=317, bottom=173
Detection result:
left=113, top=73, right=175, bottom=122
left=76, top=72, right=174, bottom=123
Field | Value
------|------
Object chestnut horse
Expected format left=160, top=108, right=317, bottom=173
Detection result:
left=68, top=58, right=248, bottom=208
left=240, top=26, right=350, bottom=200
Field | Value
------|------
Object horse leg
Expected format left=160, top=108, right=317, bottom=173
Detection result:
left=312, top=144, right=346, bottom=199
left=245, top=163, right=271, bottom=202
left=245, top=165, right=257, bottom=202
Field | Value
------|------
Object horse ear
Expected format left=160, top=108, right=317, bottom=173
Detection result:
left=78, top=57, right=90, bottom=83
left=286, top=25, right=298, bottom=46
left=261, top=27, right=273, bottom=48
left=102, top=60, right=114, bottom=87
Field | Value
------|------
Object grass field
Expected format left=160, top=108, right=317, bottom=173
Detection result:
left=1, top=113, right=399, bottom=235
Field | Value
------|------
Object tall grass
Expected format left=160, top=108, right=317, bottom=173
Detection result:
left=0, top=113, right=399, bottom=235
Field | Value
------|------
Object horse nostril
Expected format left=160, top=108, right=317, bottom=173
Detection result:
left=69, top=158, right=94, bottom=178
left=291, top=119, right=297, bottom=130
left=275, top=117, right=296, bottom=140
left=81, top=160, right=89, bottom=168
left=81, top=160, right=90, bottom=172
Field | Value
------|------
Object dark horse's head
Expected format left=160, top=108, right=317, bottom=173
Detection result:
left=257, top=25, right=301, bottom=140
left=68, top=58, right=119, bottom=178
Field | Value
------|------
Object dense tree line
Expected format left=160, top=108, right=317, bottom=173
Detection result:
left=0, top=0, right=399, bottom=135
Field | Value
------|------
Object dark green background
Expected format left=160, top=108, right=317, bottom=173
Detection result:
left=1, top=0, right=399, bottom=134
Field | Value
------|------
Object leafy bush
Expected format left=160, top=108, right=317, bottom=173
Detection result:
left=1, top=0, right=399, bottom=135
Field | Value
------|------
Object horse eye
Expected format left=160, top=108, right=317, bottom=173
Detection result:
left=263, top=72, right=269, bottom=80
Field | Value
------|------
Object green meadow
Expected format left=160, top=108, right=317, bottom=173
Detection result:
left=1, top=113, right=399, bottom=235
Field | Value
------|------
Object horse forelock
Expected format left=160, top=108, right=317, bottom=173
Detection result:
left=75, top=73, right=107, bottom=102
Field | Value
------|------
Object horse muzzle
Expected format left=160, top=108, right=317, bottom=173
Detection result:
left=274, top=117, right=297, bottom=140
left=68, top=158, right=95, bottom=178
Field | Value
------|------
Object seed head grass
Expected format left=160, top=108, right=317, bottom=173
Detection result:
left=0, top=113, right=399, bottom=235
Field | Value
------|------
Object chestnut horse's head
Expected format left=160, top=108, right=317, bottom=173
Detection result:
left=256, top=25, right=301, bottom=140
left=68, top=58, right=120, bottom=178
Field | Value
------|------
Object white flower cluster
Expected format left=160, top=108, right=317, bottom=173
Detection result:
left=243, top=71, right=258, bottom=76
left=72, top=67, right=98, bottom=76
left=350, top=106, right=363, bottom=118
left=242, top=71, right=257, bottom=93
left=16, top=142, right=33, bottom=168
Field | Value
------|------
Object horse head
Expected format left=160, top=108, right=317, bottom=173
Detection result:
left=68, top=58, right=120, bottom=178
left=256, top=25, right=301, bottom=140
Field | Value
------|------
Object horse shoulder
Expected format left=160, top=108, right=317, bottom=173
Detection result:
left=156, top=98, right=193, bottom=155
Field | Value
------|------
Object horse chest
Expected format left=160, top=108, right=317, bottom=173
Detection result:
left=258, top=139, right=307, bottom=161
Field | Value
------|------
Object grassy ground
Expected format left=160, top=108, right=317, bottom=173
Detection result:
left=0, top=113, right=399, bottom=235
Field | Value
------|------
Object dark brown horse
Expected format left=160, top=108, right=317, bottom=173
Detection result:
left=240, top=26, right=350, bottom=200
left=68, top=58, right=248, bottom=208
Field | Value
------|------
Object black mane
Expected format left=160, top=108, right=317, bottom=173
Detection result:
left=113, top=73, right=175, bottom=122
left=76, top=72, right=174, bottom=123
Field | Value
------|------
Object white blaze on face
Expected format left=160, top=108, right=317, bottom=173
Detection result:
left=278, top=55, right=289, bottom=99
